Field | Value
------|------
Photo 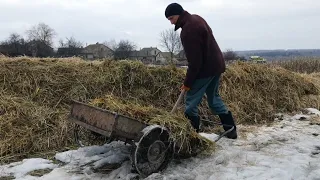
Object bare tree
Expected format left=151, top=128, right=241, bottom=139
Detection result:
left=8, top=33, right=23, bottom=44
left=58, top=36, right=83, bottom=48
left=26, top=22, right=56, bottom=46
left=223, top=49, right=238, bottom=61
left=57, top=36, right=83, bottom=57
left=0, top=33, right=28, bottom=56
left=103, top=39, right=117, bottom=51
left=25, top=23, right=56, bottom=57
left=58, top=38, right=63, bottom=46
left=159, top=28, right=182, bottom=64
left=113, top=40, right=136, bottom=60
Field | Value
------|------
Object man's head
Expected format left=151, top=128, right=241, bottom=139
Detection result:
left=165, top=3, right=184, bottom=25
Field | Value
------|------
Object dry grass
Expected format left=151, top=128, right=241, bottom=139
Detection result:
left=310, top=116, right=320, bottom=126
left=271, top=57, right=320, bottom=73
left=216, top=61, right=320, bottom=124
left=0, top=57, right=319, bottom=163
left=28, top=169, right=53, bottom=177
left=0, top=94, right=70, bottom=163
left=0, top=176, right=15, bottom=180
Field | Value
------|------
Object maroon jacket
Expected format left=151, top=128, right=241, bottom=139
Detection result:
left=175, top=11, right=226, bottom=88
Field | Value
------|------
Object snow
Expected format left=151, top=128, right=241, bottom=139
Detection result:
left=291, top=114, right=311, bottom=121
left=1, top=108, right=320, bottom=179
left=54, top=142, right=130, bottom=167
left=141, top=124, right=167, bottom=135
left=305, top=108, right=320, bottom=116
left=0, top=158, right=58, bottom=179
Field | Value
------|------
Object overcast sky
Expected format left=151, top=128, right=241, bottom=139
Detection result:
left=1, top=0, right=319, bottom=51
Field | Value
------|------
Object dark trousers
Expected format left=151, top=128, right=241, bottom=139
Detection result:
left=185, top=74, right=228, bottom=117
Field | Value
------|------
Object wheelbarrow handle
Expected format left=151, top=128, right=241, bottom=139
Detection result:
left=170, top=89, right=186, bottom=113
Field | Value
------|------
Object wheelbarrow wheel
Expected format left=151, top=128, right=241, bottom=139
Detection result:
left=74, top=124, right=112, bottom=147
left=133, top=125, right=173, bottom=178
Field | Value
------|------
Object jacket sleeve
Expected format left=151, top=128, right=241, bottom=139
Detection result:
left=181, top=28, right=203, bottom=88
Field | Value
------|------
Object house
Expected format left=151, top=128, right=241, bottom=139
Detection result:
left=176, top=50, right=186, bottom=60
left=26, top=40, right=54, bottom=57
left=57, top=47, right=83, bottom=57
left=129, top=47, right=166, bottom=64
left=175, top=50, right=188, bottom=66
left=161, top=52, right=177, bottom=63
left=82, top=42, right=113, bottom=59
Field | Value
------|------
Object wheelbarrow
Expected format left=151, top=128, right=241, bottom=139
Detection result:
left=68, top=99, right=176, bottom=177
left=67, top=90, right=234, bottom=177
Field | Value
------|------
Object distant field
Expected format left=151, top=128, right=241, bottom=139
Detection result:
left=270, top=57, right=320, bottom=73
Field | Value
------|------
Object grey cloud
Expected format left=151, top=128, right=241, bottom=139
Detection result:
left=0, top=0, right=319, bottom=51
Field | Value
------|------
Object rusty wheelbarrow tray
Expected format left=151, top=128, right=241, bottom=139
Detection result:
left=68, top=100, right=174, bottom=178
left=68, top=100, right=148, bottom=143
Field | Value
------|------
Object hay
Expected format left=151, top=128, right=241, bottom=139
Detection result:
left=89, top=94, right=164, bottom=121
left=214, top=61, right=320, bottom=124
left=0, top=57, right=319, bottom=162
left=0, top=94, right=69, bottom=163
left=89, top=94, right=214, bottom=155
left=0, top=57, right=184, bottom=109
left=298, top=72, right=320, bottom=109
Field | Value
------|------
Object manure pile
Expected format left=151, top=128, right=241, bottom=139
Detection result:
left=0, top=57, right=319, bottom=162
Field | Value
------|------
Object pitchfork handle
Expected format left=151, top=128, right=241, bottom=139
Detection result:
left=171, top=89, right=186, bottom=113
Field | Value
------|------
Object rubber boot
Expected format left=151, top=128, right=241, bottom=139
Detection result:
left=185, top=113, right=200, bottom=133
left=218, top=111, right=237, bottom=139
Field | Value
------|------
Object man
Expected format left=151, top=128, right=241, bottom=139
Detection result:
left=164, top=3, right=237, bottom=139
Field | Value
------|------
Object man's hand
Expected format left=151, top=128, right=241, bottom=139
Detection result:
left=180, top=84, right=190, bottom=92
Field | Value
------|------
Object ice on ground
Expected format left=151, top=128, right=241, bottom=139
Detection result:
left=291, top=114, right=311, bottom=121
left=305, top=108, right=320, bottom=116
left=1, top=108, right=320, bottom=180
left=0, top=158, right=58, bottom=179
left=55, top=141, right=130, bottom=167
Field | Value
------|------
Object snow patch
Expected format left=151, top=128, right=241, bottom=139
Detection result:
left=55, top=141, right=130, bottom=166
left=0, top=158, right=57, bottom=179
left=93, top=153, right=129, bottom=169
left=199, top=133, right=219, bottom=142
left=291, top=114, right=311, bottom=121
left=305, top=108, right=320, bottom=116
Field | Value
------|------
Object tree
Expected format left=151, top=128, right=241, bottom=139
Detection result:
left=57, top=36, right=83, bottom=57
left=113, top=40, right=136, bottom=60
left=24, top=40, right=54, bottom=57
left=58, top=36, right=83, bottom=48
left=159, top=28, right=182, bottom=64
left=0, top=33, right=27, bottom=56
left=26, top=22, right=56, bottom=46
left=25, top=23, right=56, bottom=57
left=7, top=33, right=23, bottom=44
left=223, top=49, right=238, bottom=61
left=103, top=39, right=117, bottom=51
